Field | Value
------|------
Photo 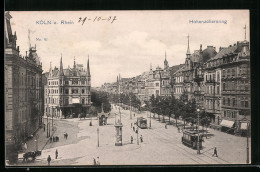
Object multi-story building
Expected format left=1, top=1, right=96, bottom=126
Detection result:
left=204, top=39, right=250, bottom=134
left=178, top=35, right=217, bottom=107
left=5, top=11, right=43, bottom=152
left=44, top=57, right=91, bottom=118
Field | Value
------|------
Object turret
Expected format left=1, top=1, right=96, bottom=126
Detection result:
left=59, top=53, right=64, bottom=76
left=86, top=55, right=91, bottom=77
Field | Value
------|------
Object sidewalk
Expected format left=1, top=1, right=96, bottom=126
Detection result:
left=24, top=125, right=57, bottom=153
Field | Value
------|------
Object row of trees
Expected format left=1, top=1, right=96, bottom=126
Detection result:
left=144, top=93, right=210, bottom=129
left=109, top=92, right=141, bottom=110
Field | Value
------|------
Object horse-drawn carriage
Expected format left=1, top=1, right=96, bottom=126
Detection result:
left=22, top=151, right=41, bottom=162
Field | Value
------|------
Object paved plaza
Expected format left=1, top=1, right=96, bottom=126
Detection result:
left=18, top=104, right=250, bottom=166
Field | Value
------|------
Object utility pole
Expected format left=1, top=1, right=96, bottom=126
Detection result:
left=46, top=115, right=49, bottom=138
left=130, top=95, right=132, bottom=119
left=97, top=128, right=99, bottom=147
left=246, top=121, right=249, bottom=164
left=136, top=128, right=139, bottom=145
left=197, top=108, right=200, bottom=154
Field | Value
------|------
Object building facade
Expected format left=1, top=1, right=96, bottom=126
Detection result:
left=44, top=57, right=91, bottom=118
left=5, top=12, right=43, bottom=149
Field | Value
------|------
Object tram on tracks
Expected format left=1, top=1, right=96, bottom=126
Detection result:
left=137, top=117, right=147, bottom=129
left=181, top=130, right=202, bottom=149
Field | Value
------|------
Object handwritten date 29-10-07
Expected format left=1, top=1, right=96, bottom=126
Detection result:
left=78, top=16, right=117, bottom=25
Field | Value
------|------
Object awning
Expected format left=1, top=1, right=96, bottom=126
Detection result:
left=220, top=119, right=234, bottom=128
left=240, top=122, right=248, bottom=130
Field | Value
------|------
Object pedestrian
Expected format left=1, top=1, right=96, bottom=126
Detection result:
left=93, top=158, right=96, bottom=165
left=96, top=157, right=100, bottom=165
left=140, top=135, right=143, bottom=143
left=131, top=123, right=132, bottom=128
left=131, top=136, right=133, bottom=144
left=43, top=124, right=45, bottom=132
left=134, top=113, right=135, bottom=117
left=165, top=124, right=167, bottom=129
left=24, top=142, right=27, bottom=151
left=55, top=149, right=58, bottom=159
left=50, top=137, right=52, bottom=143
left=47, top=155, right=51, bottom=166
left=212, top=147, right=218, bottom=157
left=178, top=127, right=180, bottom=133
left=133, top=126, right=135, bottom=131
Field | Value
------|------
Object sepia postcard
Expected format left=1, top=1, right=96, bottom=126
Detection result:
left=5, top=10, right=251, bottom=166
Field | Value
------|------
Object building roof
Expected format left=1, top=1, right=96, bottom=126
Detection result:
left=209, top=45, right=237, bottom=61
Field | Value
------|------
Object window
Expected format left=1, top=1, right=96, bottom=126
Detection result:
left=82, top=99, right=85, bottom=104
left=223, top=83, right=226, bottom=91
left=224, top=111, right=226, bottom=117
left=222, top=70, right=226, bottom=77
left=217, top=86, right=220, bottom=94
left=232, top=98, right=236, bottom=107
left=65, top=98, right=69, bottom=105
left=245, top=101, right=249, bottom=108
left=241, top=101, right=244, bottom=107
left=65, top=80, right=69, bottom=85
left=65, top=89, right=69, bottom=94
left=245, top=85, right=249, bottom=91
left=72, top=79, right=78, bottom=85
left=232, top=69, right=235, bottom=76
left=156, top=90, right=159, bottom=95
left=227, top=98, right=230, bottom=106
left=72, top=89, right=78, bottom=94
left=82, top=89, right=85, bottom=93
left=156, top=83, right=159, bottom=87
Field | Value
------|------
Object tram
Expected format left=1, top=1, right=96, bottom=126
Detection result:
left=181, top=130, right=202, bottom=149
left=137, top=117, right=147, bottom=129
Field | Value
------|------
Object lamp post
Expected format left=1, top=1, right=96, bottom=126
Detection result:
left=197, top=108, right=200, bottom=154
left=52, top=107, right=54, bottom=131
left=136, top=127, right=139, bottom=145
left=149, top=109, right=152, bottom=129
left=97, top=128, right=99, bottom=147
left=34, top=134, right=39, bottom=151
left=246, top=119, right=250, bottom=164
left=129, top=95, right=132, bottom=119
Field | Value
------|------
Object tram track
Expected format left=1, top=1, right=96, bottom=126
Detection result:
left=141, top=121, right=230, bottom=164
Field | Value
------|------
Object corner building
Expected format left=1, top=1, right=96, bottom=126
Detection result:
left=44, top=57, right=91, bottom=118
left=5, top=12, right=43, bottom=151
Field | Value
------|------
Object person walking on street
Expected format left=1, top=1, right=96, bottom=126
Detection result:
left=140, top=135, right=143, bottom=142
left=96, top=157, right=100, bottom=165
left=212, top=147, right=218, bottom=157
left=133, top=126, right=135, bottom=132
left=165, top=124, right=167, bottom=129
left=55, top=149, right=58, bottom=159
left=131, top=136, right=133, bottom=144
left=93, top=158, right=96, bottom=165
left=47, top=155, right=51, bottom=166
left=131, top=123, right=132, bottom=128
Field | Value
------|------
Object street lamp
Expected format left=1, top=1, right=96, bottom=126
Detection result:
left=34, top=134, right=39, bottom=151
left=136, top=127, right=139, bottom=145
left=129, top=94, right=132, bottom=119
left=97, top=128, right=99, bottom=147
left=246, top=121, right=250, bottom=164
left=197, top=108, right=200, bottom=155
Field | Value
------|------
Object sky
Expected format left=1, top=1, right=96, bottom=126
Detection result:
left=9, top=10, right=249, bottom=87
